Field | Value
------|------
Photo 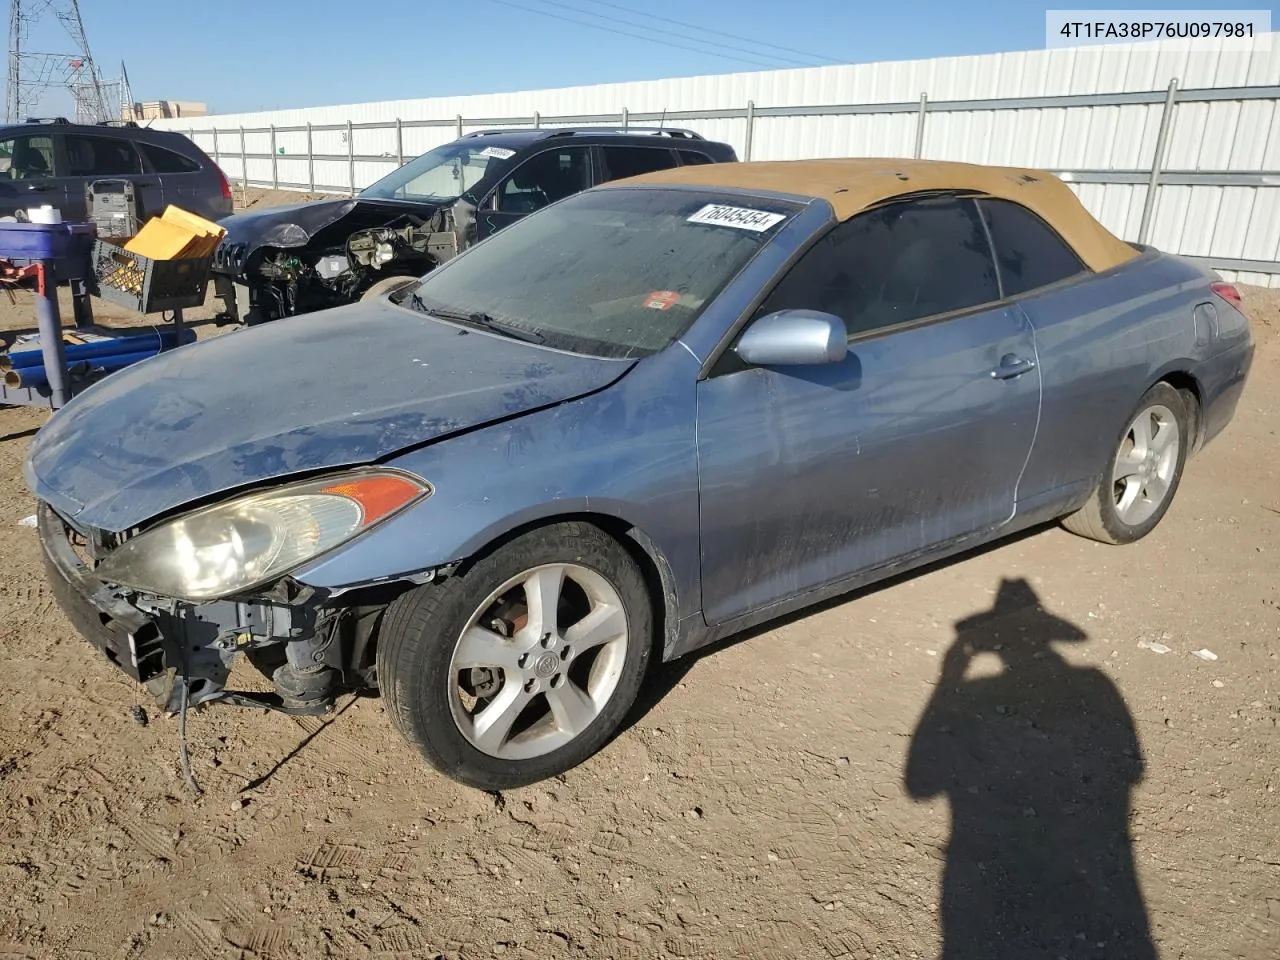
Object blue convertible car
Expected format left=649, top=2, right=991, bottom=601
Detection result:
left=26, top=158, right=1254, bottom=789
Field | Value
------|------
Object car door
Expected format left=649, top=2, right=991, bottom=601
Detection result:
left=695, top=195, right=1042, bottom=626
left=972, top=196, right=1139, bottom=505
left=0, top=132, right=61, bottom=217
left=475, top=145, right=592, bottom=240
left=136, top=139, right=213, bottom=220
left=61, top=132, right=162, bottom=221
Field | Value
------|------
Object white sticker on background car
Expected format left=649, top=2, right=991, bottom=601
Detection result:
left=686, top=203, right=786, bottom=232
left=478, top=146, right=516, bottom=160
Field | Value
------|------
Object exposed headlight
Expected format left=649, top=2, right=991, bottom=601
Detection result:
left=95, top=471, right=430, bottom=602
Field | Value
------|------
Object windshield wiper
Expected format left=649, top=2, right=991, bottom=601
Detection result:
left=415, top=301, right=545, bottom=344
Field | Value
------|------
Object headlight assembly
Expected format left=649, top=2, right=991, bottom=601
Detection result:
left=94, top=471, right=430, bottom=602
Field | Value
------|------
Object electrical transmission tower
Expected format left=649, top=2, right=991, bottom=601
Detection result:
left=6, top=0, right=111, bottom=123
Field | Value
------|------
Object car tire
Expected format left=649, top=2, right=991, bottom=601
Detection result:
left=377, top=521, right=653, bottom=791
left=360, top=275, right=417, bottom=301
left=1061, top=381, right=1190, bottom=545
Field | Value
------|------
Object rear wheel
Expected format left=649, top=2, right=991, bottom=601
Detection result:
left=377, top=522, right=652, bottom=790
left=1061, top=381, right=1189, bottom=544
left=360, top=275, right=416, bottom=302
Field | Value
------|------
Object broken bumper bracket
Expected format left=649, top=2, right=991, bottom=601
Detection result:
left=38, top=502, right=165, bottom=683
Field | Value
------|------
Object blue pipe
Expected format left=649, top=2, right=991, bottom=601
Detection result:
left=4, top=347, right=162, bottom=391
left=3, top=326, right=195, bottom=370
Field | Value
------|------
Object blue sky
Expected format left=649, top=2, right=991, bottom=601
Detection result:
left=19, top=0, right=1280, bottom=116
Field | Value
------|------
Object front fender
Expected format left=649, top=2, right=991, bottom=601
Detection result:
left=292, top=347, right=704, bottom=624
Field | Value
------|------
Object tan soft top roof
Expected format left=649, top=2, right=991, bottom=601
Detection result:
left=613, top=158, right=1139, bottom=273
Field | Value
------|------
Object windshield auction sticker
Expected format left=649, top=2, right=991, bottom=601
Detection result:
left=687, top=204, right=787, bottom=232
left=478, top=146, right=516, bottom=160
left=1045, top=9, right=1271, bottom=49
left=643, top=290, right=681, bottom=310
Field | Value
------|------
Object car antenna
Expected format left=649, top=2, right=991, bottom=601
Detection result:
left=658, top=108, right=666, bottom=131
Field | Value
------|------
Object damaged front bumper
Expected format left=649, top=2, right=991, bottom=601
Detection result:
left=37, top=502, right=354, bottom=716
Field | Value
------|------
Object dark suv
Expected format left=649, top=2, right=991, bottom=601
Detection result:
left=0, top=117, right=233, bottom=224
left=210, top=126, right=738, bottom=324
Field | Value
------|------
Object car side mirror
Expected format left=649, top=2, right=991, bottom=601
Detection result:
left=734, top=309, right=848, bottom=366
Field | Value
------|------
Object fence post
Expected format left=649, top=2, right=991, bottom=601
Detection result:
left=914, top=93, right=928, bottom=158
left=621, top=107, right=628, bottom=129
left=239, top=125, right=247, bottom=203
left=1138, top=78, right=1179, bottom=245
left=306, top=122, right=315, bottom=192
left=743, top=100, right=755, bottom=161
left=269, top=125, right=278, bottom=190
left=211, top=128, right=220, bottom=168
left=395, top=118, right=403, bottom=166
left=533, top=110, right=541, bottom=129
left=456, top=114, right=463, bottom=138
left=346, top=119, right=355, bottom=197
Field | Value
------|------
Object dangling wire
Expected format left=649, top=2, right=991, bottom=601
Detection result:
left=178, top=679, right=202, bottom=796
left=177, top=640, right=203, bottom=797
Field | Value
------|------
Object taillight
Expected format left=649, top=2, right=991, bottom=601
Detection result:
left=1211, top=281, right=1245, bottom=313
left=217, top=167, right=232, bottom=201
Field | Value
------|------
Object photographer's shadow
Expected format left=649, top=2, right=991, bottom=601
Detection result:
left=905, top=578, right=1157, bottom=959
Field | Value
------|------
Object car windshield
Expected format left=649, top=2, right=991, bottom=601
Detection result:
left=359, top=140, right=516, bottom=202
left=397, top=187, right=802, bottom=358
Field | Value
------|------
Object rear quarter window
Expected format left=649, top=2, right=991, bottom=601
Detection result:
left=678, top=150, right=714, bottom=165
left=978, top=197, right=1088, bottom=296
left=139, top=142, right=201, bottom=173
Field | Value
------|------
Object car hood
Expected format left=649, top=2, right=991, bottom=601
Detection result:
left=214, top=196, right=442, bottom=271
left=25, top=302, right=633, bottom=532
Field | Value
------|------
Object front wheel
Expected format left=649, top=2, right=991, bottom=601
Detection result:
left=377, top=522, right=653, bottom=790
left=1061, top=381, right=1189, bottom=544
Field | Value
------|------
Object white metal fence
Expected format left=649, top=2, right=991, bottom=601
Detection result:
left=157, top=39, right=1280, bottom=286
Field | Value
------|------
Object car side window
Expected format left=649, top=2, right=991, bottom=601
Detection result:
left=0, top=135, right=55, bottom=179
left=495, top=147, right=591, bottom=214
left=63, top=134, right=143, bottom=177
left=978, top=197, right=1088, bottom=296
left=139, top=142, right=200, bottom=173
left=599, top=146, right=678, bottom=182
left=756, top=196, right=1000, bottom=337
left=678, top=149, right=714, bottom=165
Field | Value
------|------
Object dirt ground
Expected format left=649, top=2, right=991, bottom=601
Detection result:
left=0, top=193, right=1276, bottom=959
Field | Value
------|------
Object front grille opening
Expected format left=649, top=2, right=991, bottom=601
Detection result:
left=66, top=529, right=95, bottom=568
left=63, top=520, right=131, bottom=570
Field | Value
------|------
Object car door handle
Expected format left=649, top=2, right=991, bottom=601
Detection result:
left=991, top=354, right=1036, bottom=379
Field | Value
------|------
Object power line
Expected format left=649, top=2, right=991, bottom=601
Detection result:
left=530, top=0, right=823, bottom=68
left=587, top=0, right=845, bottom=65
left=482, top=0, right=789, bottom=70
